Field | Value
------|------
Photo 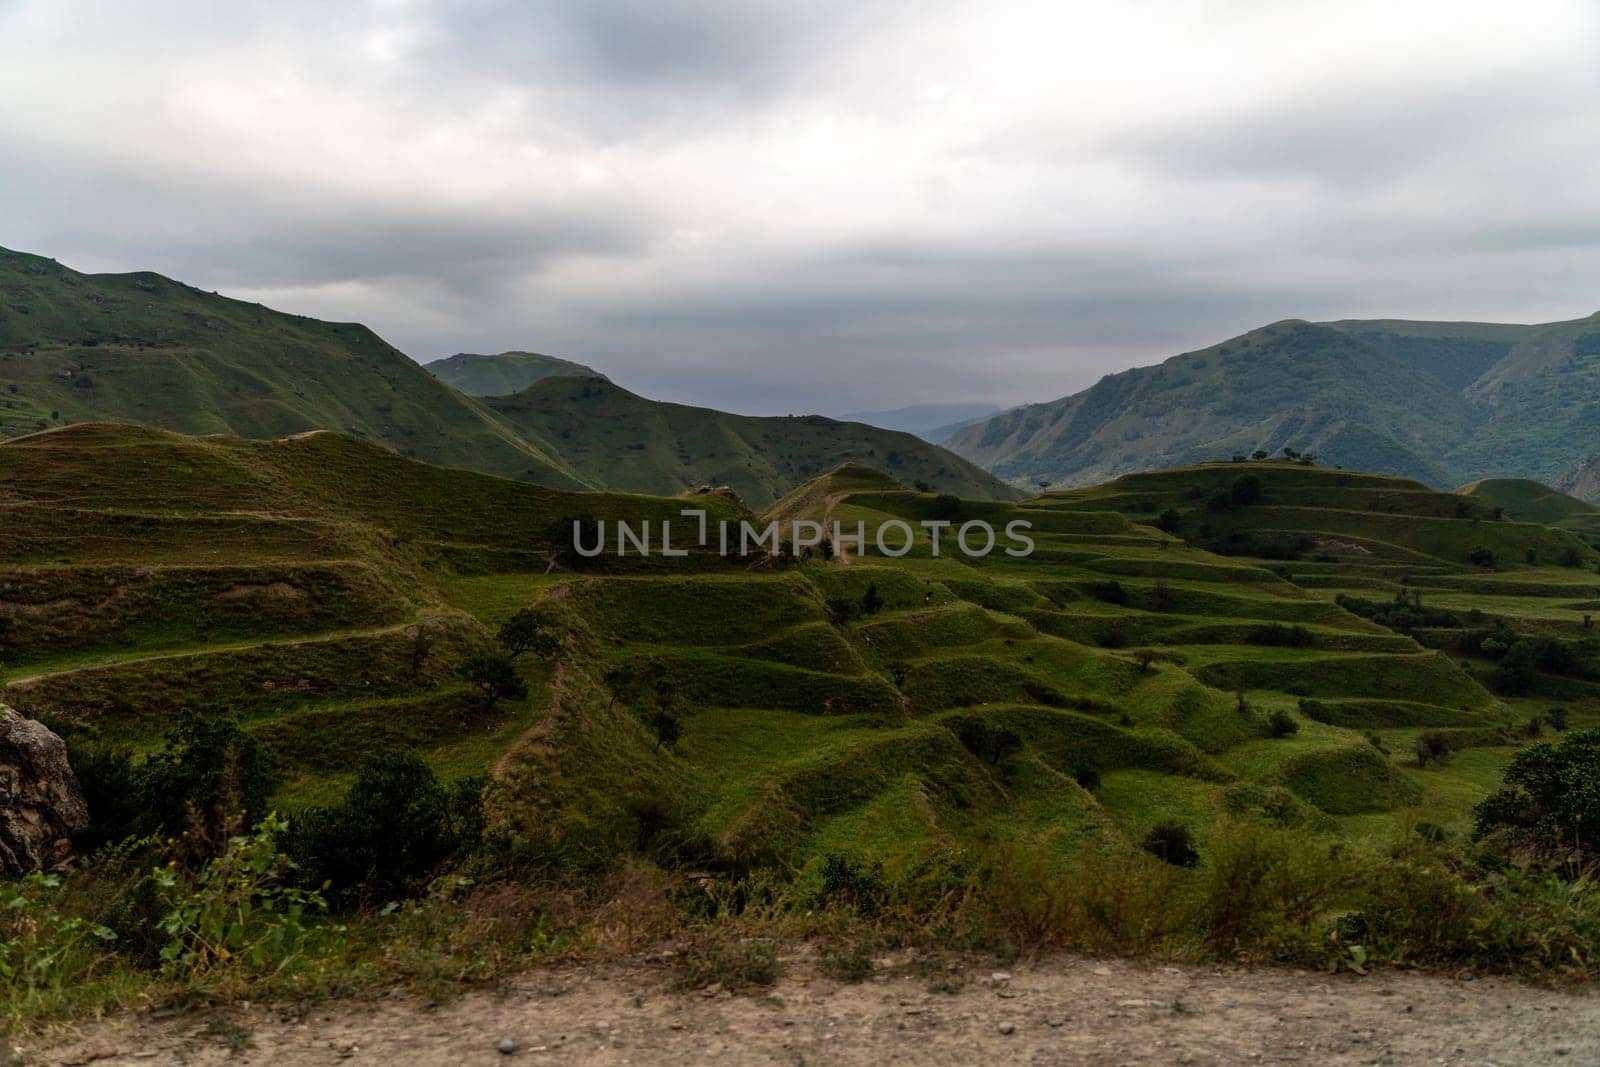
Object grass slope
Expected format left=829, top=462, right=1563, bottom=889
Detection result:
left=481, top=375, right=1023, bottom=509
left=0, top=247, right=583, bottom=488
left=6, top=427, right=1595, bottom=897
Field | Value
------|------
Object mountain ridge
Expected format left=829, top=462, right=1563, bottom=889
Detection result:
left=947, top=314, right=1600, bottom=502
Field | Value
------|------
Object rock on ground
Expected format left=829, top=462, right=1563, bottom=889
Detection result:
left=0, top=702, right=88, bottom=872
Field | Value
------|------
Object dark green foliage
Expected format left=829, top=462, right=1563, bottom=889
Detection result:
left=1265, top=709, right=1300, bottom=738
left=291, top=750, right=484, bottom=906
left=1156, top=507, right=1182, bottom=533
left=930, top=493, right=962, bottom=521
left=497, top=607, right=561, bottom=660
left=1086, top=579, right=1128, bottom=605
left=1141, top=820, right=1199, bottom=867
left=65, top=741, right=140, bottom=853
left=1072, top=765, right=1101, bottom=790
left=1230, top=474, right=1263, bottom=506
left=458, top=652, right=526, bottom=709
left=1414, top=731, right=1452, bottom=768
left=817, top=853, right=889, bottom=917
left=1474, top=730, right=1600, bottom=864
left=1337, top=591, right=1460, bottom=633
left=1467, top=546, right=1497, bottom=569
left=861, top=581, right=883, bottom=616
left=1247, top=623, right=1314, bottom=648
left=136, top=713, right=277, bottom=858
left=1549, top=706, right=1570, bottom=731
left=953, top=720, right=1023, bottom=767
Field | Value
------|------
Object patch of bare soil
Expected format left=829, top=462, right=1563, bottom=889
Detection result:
left=21, top=953, right=1599, bottom=1066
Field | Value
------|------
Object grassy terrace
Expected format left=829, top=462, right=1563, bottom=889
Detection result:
left=3, top=430, right=1597, bottom=895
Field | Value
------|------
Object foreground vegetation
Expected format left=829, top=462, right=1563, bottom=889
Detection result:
left=4, top=427, right=1600, bottom=1031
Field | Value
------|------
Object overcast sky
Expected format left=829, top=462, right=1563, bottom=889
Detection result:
left=2, top=1, right=1597, bottom=415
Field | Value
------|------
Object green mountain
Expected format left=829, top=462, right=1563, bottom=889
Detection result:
left=1460, top=477, right=1600, bottom=548
left=0, top=246, right=585, bottom=488
left=948, top=314, right=1600, bottom=503
left=425, top=350, right=603, bottom=396
left=0, top=247, right=1019, bottom=508
left=481, top=374, right=1023, bottom=508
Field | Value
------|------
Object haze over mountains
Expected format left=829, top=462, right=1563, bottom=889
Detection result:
left=946, top=316, right=1600, bottom=503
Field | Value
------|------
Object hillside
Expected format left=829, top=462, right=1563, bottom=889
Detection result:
left=6, top=425, right=1600, bottom=1023
left=425, top=350, right=603, bottom=396
left=1558, top=454, right=1600, bottom=508
left=1457, top=478, right=1599, bottom=525
left=947, top=314, right=1600, bottom=502
left=480, top=374, right=1023, bottom=508
left=0, top=247, right=584, bottom=488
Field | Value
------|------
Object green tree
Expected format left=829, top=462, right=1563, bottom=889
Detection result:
left=458, top=653, right=527, bottom=710
left=1474, top=729, right=1600, bottom=865
left=137, top=713, right=278, bottom=859
left=497, top=607, right=561, bottom=660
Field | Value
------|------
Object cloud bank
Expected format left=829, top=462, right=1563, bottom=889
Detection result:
left=2, top=0, right=1596, bottom=414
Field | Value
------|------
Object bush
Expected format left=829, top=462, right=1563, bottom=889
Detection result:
left=677, top=936, right=781, bottom=990
left=1248, top=623, right=1314, bottom=648
left=458, top=653, right=527, bottom=710
left=1265, top=709, right=1300, bottom=738
left=497, top=608, right=561, bottom=660
left=817, top=854, right=889, bottom=917
left=1474, top=729, right=1600, bottom=865
left=1414, top=731, right=1452, bottom=768
left=1156, top=508, right=1182, bottom=534
left=291, top=751, right=484, bottom=907
left=136, top=714, right=277, bottom=860
left=1229, top=474, right=1263, bottom=506
left=1467, top=546, right=1497, bottom=569
left=1141, top=821, right=1199, bottom=868
left=156, top=814, right=340, bottom=980
left=1086, top=580, right=1128, bottom=605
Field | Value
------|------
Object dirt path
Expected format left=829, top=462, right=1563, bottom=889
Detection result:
left=24, top=954, right=1598, bottom=1066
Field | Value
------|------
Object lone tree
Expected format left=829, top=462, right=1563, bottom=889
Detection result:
left=1037, top=478, right=1053, bottom=493
left=459, top=653, right=527, bottom=711
left=497, top=607, right=561, bottom=660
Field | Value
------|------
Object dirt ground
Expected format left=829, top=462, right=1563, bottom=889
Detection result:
left=20, top=953, right=1599, bottom=1067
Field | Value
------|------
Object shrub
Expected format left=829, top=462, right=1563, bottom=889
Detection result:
left=861, top=581, right=883, bottom=616
left=1265, top=709, right=1299, bottom=738
left=817, top=854, right=889, bottom=917
left=1248, top=623, right=1314, bottom=648
left=1414, top=731, right=1452, bottom=768
left=1086, top=580, right=1128, bottom=605
left=1073, top=765, right=1102, bottom=790
left=1141, top=821, right=1199, bottom=867
left=1229, top=474, right=1262, bottom=506
left=497, top=608, right=561, bottom=660
left=1467, top=546, right=1497, bottom=569
left=677, top=936, right=781, bottom=990
left=137, top=714, right=277, bottom=860
left=291, top=751, right=483, bottom=907
left=1156, top=508, right=1182, bottom=534
left=1474, top=729, right=1600, bottom=865
left=1549, top=706, right=1570, bottom=732
left=930, top=494, right=962, bottom=521
left=156, top=814, right=339, bottom=981
left=458, top=653, right=527, bottom=710
left=0, top=872, right=118, bottom=1028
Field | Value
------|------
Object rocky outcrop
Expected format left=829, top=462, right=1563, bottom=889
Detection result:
left=1554, top=454, right=1600, bottom=506
left=0, top=704, right=88, bottom=872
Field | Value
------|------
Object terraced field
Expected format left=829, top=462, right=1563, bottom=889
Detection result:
left=4, top=430, right=1598, bottom=884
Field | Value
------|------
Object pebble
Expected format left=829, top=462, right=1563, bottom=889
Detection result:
left=998, top=1021, right=1016, bottom=1035
left=497, top=1038, right=516, bottom=1055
